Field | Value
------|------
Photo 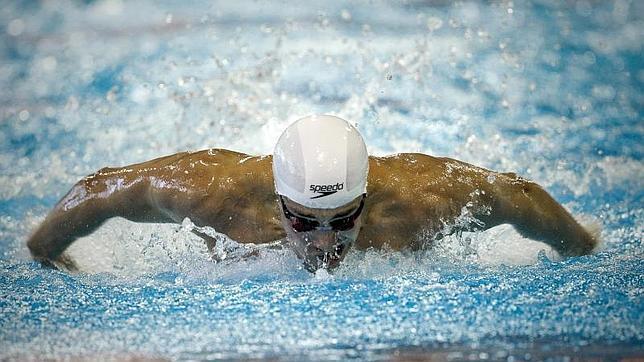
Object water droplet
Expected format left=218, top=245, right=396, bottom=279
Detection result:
left=340, top=9, right=351, bottom=21
left=426, top=17, right=443, bottom=31
left=44, top=107, right=56, bottom=118
left=18, top=110, right=30, bottom=121
left=41, top=56, right=57, bottom=72
left=8, top=19, right=25, bottom=36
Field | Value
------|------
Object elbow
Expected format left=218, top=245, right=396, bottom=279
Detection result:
left=57, top=180, right=93, bottom=213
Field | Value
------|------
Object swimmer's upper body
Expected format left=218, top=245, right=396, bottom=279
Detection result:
left=27, top=115, right=598, bottom=272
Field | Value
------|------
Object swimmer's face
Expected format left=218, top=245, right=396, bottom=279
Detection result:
left=279, top=195, right=365, bottom=272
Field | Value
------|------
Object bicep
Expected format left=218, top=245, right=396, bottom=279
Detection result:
left=79, top=157, right=188, bottom=223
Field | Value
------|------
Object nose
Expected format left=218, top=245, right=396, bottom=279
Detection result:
left=308, top=230, right=336, bottom=252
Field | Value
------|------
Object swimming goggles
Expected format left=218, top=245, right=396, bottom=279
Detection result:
left=279, top=194, right=366, bottom=232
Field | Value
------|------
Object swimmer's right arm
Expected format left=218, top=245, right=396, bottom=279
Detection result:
left=26, top=153, right=184, bottom=268
left=27, top=149, right=280, bottom=268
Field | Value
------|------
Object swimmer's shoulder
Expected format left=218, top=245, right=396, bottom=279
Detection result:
left=368, top=152, right=451, bottom=176
left=171, top=149, right=274, bottom=184
left=367, top=153, right=449, bottom=199
left=371, top=152, right=502, bottom=176
left=112, top=149, right=272, bottom=186
left=108, top=149, right=252, bottom=173
left=367, top=152, right=502, bottom=195
left=159, top=148, right=272, bottom=168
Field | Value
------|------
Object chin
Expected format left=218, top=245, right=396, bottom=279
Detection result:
left=303, top=253, right=345, bottom=273
left=293, top=237, right=354, bottom=273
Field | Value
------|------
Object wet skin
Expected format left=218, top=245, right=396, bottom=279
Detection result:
left=27, top=149, right=598, bottom=271
left=280, top=195, right=364, bottom=272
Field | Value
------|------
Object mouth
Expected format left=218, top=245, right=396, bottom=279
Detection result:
left=303, top=243, right=347, bottom=272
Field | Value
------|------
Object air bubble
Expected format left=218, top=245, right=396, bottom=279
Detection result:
left=427, top=17, right=443, bottom=31
left=7, top=19, right=25, bottom=36
left=340, top=9, right=351, bottom=21
left=18, top=110, right=30, bottom=121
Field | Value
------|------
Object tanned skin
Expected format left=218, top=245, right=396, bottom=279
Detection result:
left=27, top=149, right=598, bottom=270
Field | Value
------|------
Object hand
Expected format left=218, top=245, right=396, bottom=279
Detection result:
left=36, top=253, right=79, bottom=272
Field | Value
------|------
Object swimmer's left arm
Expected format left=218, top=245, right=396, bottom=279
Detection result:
left=482, top=172, right=599, bottom=257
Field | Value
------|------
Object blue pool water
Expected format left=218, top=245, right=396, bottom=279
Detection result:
left=1, top=1, right=642, bottom=360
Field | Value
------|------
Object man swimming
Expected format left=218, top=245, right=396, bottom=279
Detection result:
left=27, top=115, right=598, bottom=272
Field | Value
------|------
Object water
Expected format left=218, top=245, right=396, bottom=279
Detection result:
left=1, top=0, right=642, bottom=360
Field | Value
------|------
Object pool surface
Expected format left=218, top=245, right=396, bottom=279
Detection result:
left=1, top=1, right=642, bottom=360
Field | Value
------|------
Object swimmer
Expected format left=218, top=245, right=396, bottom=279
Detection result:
left=27, top=115, right=598, bottom=272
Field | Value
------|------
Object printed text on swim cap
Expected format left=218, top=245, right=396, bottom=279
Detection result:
left=309, top=183, right=344, bottom=198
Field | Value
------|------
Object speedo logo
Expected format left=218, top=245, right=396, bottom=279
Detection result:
left=309, top=183, right=344, bottom=199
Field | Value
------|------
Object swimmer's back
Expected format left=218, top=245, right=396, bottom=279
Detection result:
left=135, top=149, right=284, bottom=243
left=360, top=153, right=499, bottom=250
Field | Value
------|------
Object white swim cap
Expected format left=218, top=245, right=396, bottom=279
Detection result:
left=273, top=115, right=369, bottom=209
